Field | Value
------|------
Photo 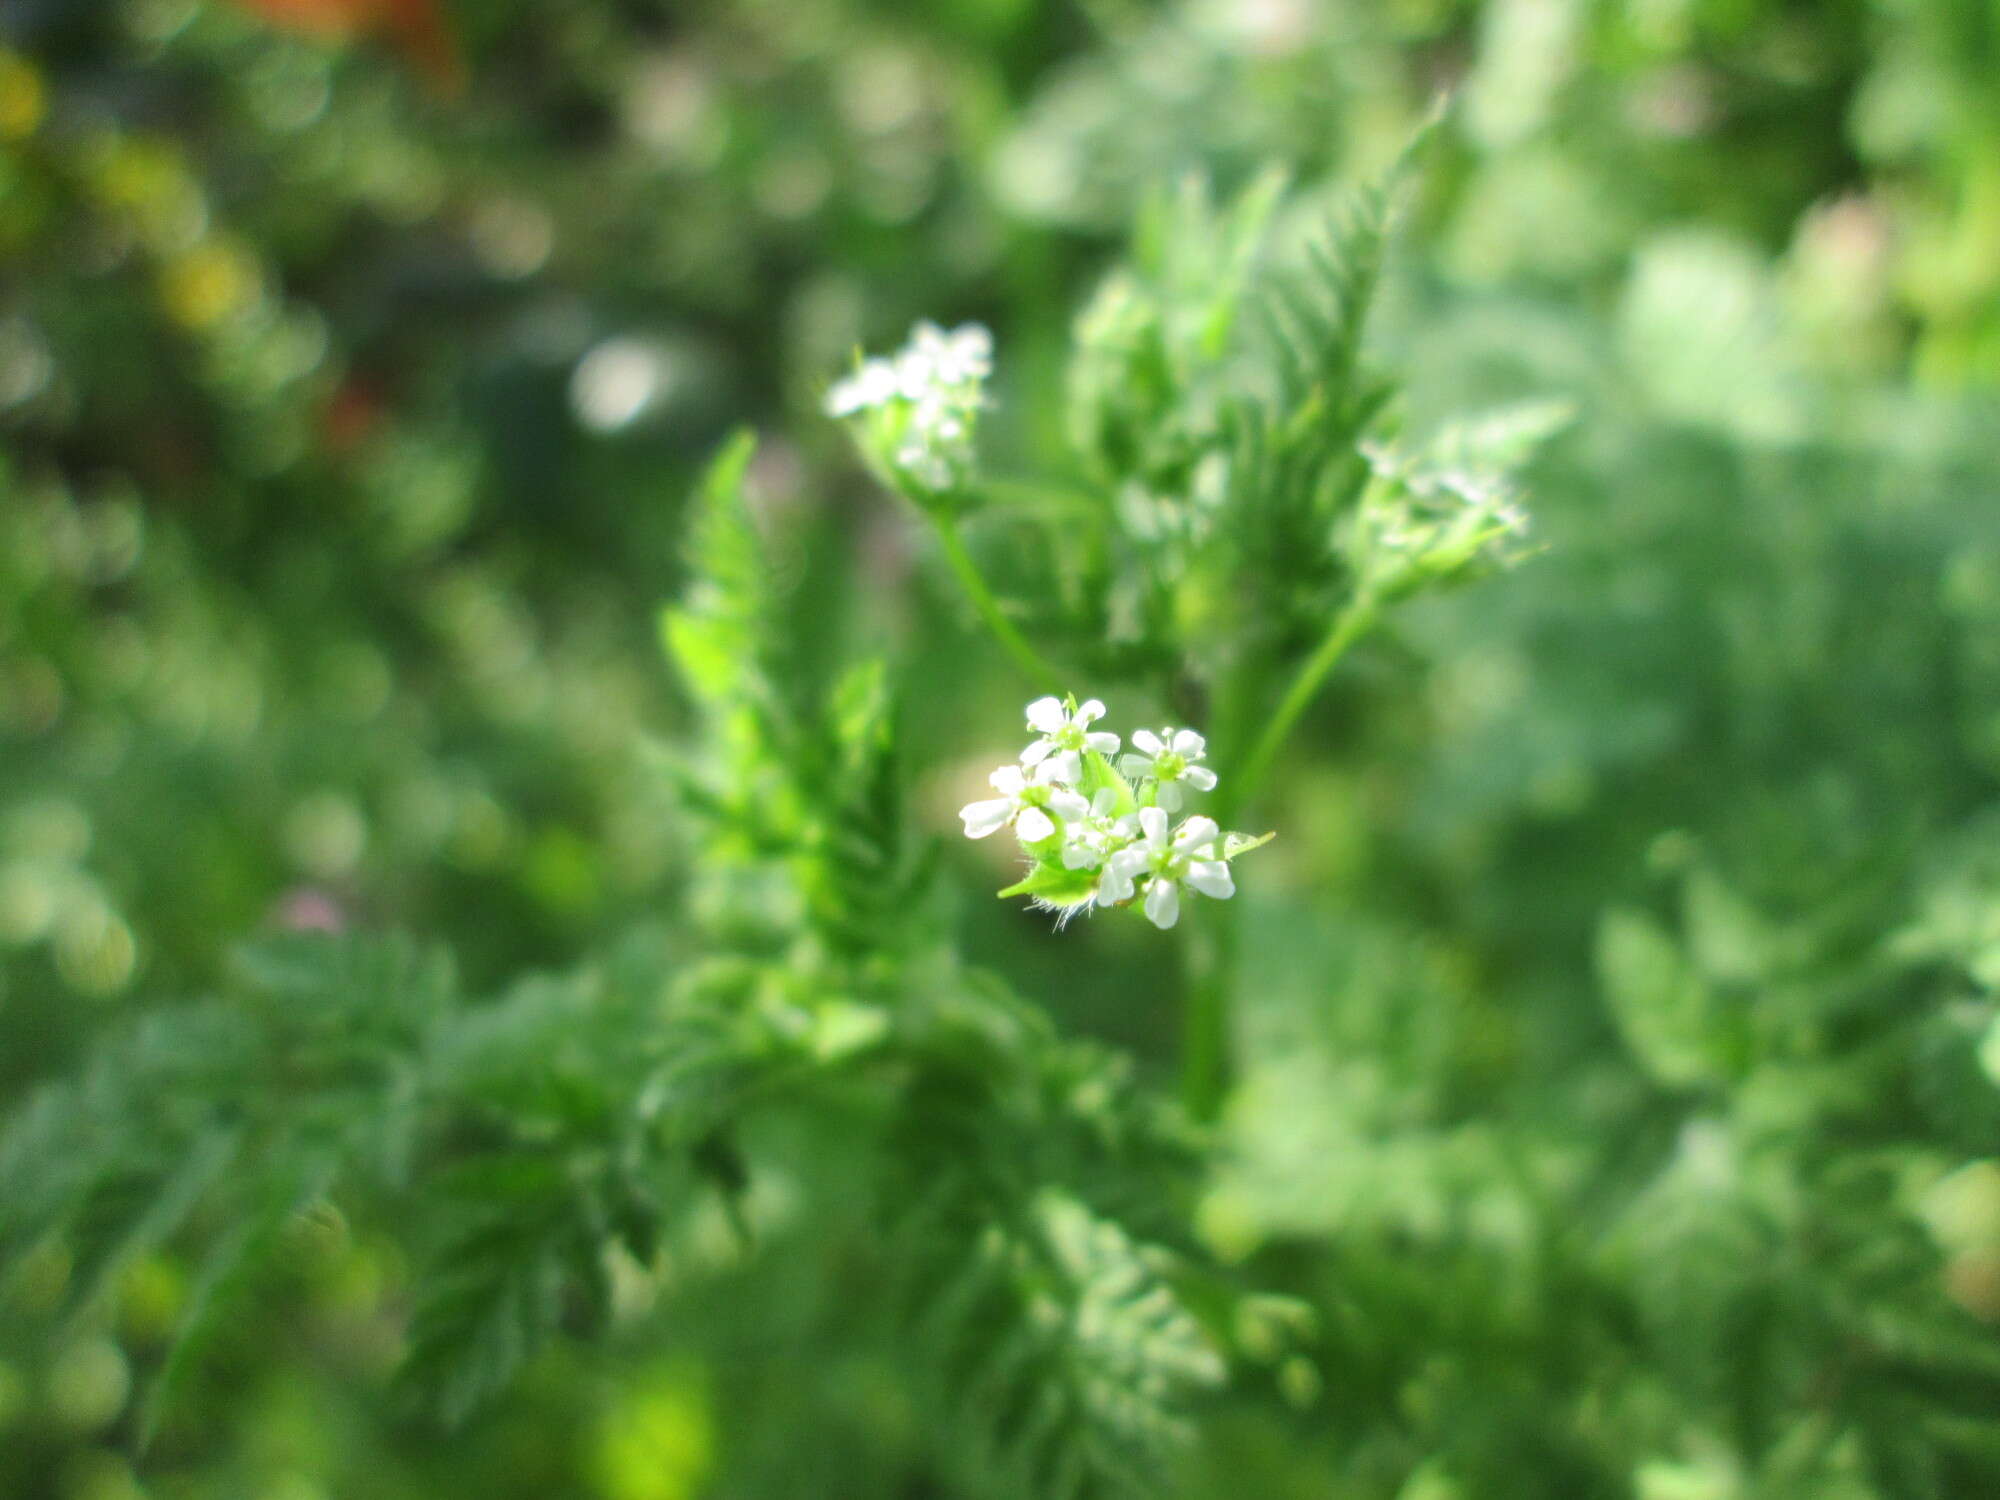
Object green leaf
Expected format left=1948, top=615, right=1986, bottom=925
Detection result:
left=998, top=863, right=1101, bottom=908
left=1220, top=831, right=1275, bottom=862
left=1079, top=748, right=1135, bottom=816
left=659, top=607, right=746, bottom=702
left=1596, top=907, right=1732, bottom=1089
left=680, top=428, right=761, bottom=606
left=662, top=430, right=768, bottom=705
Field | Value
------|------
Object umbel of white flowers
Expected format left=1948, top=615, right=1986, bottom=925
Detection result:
left=960, top=696, right=1271, bottom=931
left=825, top=321, right=992, bottom=500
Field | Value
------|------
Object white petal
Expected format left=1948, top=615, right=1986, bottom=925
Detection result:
left=1096, top=867, right=1134, bottom=904
left=1025, top=697, right=1066, bottom=733
left=1015, top=806, right=1055, bottom=843
left=1144, top=879, right=1180, bottom=929
left=1106, top=847, right=1150, bottom=880
left=859, top=362, right=897, bottom=403
left=1062, top=840, right=1101, bottom=870
left=1132, top=728, right=1164, bottom=757
left=990, top=765, right=1026, bottom=794
left=1182, top=765, right=1218, bottom=791
left=1053, top=750, right=1083, bottom=786
left=1021, top=739, right=1054, bottom=766
left=949, top=324, right=992, bottom=366
left=1173, top=816, right=1219, bottom=850
left=1090, top=788, right=1121, bottom=817
left=1118, top=753, right=1154, bottom=780
left=960, top=799, right=1012, bottom=838
left=1085, top=731, right=1120, bottom=755
left=1076, top=699, right=1106, bottom=725
left=1171, top=729, right=1205, bottom=756
left=1049, top=790, right=1091, bottom=821
left=1138, top=807, right=1169, bottom=848
left=1156, top=782, right=1183, bottom=812
left=1185, top=861, right=1234, bottom=899
left=894, top=350, right=933, bottom=398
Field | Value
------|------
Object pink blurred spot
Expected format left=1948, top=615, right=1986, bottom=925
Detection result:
left=277, top=888, right=347, bottom=934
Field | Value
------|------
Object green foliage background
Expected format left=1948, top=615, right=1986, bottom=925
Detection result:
left=2, top=1, right=1999, bottom=1497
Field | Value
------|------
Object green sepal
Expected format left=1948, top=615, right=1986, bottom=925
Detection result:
left=997, top=863, right=1100, bottom=907
left=1219, top=832, right=1275, bottom=861
left=1079, top=748, right=1136, bottom=816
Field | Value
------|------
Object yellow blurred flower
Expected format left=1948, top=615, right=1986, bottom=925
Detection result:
left=160, top=240, right=263, bottom=331
left=0, top=52, right=45, bottom=141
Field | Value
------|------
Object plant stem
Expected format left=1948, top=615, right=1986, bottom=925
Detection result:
left=1227, top=592, right=1381, bottom=821
left=1180, top=902, right=1236, bottom=1122
left=977, top=474, right=1103, bottom=517
left=930, top=513, right=1062, bottom=689
left=1180, top=593, right=1379, bottom=1121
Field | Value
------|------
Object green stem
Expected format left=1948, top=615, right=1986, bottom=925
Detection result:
left=930, top=513, right=1061, bottom=689
left=1226, top=592, right=1381, bottom=821
left=1180, top=900, right=1236, bottom=1123
left=1180, top=593, right=1380, bottom=1118
left=976, top=474, right=1103, bottom=517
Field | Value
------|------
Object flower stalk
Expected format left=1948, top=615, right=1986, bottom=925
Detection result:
left=931, top=513, right=1063, bottom=691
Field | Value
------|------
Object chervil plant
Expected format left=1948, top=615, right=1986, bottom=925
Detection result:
left=828, top=113, right=1562, bottom=1117
left=0, top=125, right=1562, bottom=1497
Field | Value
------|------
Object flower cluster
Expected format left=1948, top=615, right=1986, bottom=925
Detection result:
left=1357, top=438, right=1532, bottom=576
left=825, top=321, right=993, bottom=499
left=960, top=695, right=1270, bottom=930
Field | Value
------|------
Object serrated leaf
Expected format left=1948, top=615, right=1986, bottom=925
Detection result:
left=1596, top=907, right=1732, bottom=1089
left=660, top=607, right=748, bottom=702
left=63, top=1125, right=240, bottom=1332
left=138, top=1151, right=337, bottom=1449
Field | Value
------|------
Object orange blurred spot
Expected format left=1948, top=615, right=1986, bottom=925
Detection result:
left=233, top=0, right=464, bottom=95
left=321, top=376, right=386, bottom=455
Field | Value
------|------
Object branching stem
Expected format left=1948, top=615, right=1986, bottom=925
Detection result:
left=1228, top=591, right=1381, bottom=820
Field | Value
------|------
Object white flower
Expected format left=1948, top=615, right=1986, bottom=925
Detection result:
left=1021, top=696, right=1119, bottom=785
left=1058, top=789, right=1125, bottom=870
left=826, top=320, right=994, bottom=498
left=824, top=357, right=900, bottom=417
left=1118, top=727, right=1217, bottom=812
left=960, top=759, right=1089, bottom=845
left=1094, top=808, right=1234, bottom=930
left=905, top=320, right=992, bottom=386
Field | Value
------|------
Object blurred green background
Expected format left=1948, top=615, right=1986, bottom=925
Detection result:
left=4, top=0, right=2000, bottom=1496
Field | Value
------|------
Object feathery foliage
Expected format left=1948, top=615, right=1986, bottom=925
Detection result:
left=6, top=19, right=2000, bottom=1495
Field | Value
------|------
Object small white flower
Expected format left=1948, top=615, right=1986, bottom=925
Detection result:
left=1360, top=439, right=1533, bottom=563
left=1058, top=789, right=1126, bottom=870
left=1094, top=808, right=1234, bottom=929
left=907, top=320, right=993, bottom=385
left=824, top=358, right=900, bottom=417
left=1118, top=727, right=1217, bottom=812
left=827, top=321, right=994, bottom=499
left=960, top=759, right=1089, bottom=845
left=1021, top=696, right=1120, bottom=785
